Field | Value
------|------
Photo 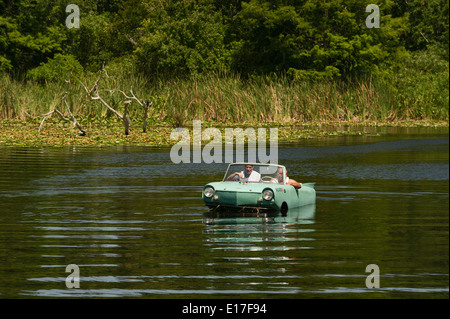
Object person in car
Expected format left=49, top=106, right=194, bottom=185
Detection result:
left=227, top=164, right=261, bottom=182
left=271, top=167, right=302, bottom=189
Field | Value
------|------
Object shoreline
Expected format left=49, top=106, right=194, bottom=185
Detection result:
left=0, top=119, right=448, bottom=147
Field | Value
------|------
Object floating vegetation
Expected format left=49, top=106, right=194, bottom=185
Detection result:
left=1, top=119, right=447, bottom=147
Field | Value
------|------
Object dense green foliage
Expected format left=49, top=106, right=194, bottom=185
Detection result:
left=0, top=0, right=448, bottom=122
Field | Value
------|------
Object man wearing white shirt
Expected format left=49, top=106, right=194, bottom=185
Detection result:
left=227, top=164, right=261, bottom=182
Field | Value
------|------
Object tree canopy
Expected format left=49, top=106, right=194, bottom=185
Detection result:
left=1, top=0, right=448, bottom=79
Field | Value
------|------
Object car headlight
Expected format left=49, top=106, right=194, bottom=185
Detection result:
left=204, top=186, right=215, bottom=198
left=262, top=189, right=274, bottom=201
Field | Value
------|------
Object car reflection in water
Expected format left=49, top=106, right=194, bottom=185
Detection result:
left=203, top=204, right=316, bottom=261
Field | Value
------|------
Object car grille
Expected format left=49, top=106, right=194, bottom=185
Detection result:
left=217, top=191, right=260, bottom=206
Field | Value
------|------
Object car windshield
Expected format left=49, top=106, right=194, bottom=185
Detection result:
left=223, top=164, right=285, bottom=184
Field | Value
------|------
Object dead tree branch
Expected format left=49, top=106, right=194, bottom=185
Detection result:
left=122, top=100, right=132, bottom=135
left=107, top=87, right=152, bottom=133
left=81, top=67, right=132, bottom=135
left=81, top=66, right=151, bottom=135
left=419, top=31, right=429, bottom=43
left=142, top=100, right=153, bottom=133
left=39, top=70, right=86, bottom=136
left=62, top=76, right=86, bottom=136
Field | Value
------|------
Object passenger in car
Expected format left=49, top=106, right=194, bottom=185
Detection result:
left=272, top=167, right=302, bottom=188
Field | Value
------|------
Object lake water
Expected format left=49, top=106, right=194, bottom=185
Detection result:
left=0, top=127, right=448, bottom=299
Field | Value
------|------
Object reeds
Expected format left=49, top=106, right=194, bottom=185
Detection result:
left=0, top=69, right=150, bottom=121
left=157, top=73, right=444, bottom=124
left=1, top=69, right=448, bottom=124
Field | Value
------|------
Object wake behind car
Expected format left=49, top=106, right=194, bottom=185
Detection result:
left=202, top=163, right=316, bottom=213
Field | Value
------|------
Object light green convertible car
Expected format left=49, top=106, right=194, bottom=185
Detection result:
left=202, top=163, right=316, bottom=213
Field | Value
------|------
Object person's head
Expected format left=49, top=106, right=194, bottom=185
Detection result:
left=276, top=167, right=284, bottom=183
left=244, top=164, right=254, bottom=175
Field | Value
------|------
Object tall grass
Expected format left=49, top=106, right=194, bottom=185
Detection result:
left=158, top=72, right=447, bottom=124
left=0, top=69, right=151, bottom=121
left=1, top=64, right=448, bottom=124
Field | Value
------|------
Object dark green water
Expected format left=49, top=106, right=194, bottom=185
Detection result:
left=0, top=127, right=448, bottom=299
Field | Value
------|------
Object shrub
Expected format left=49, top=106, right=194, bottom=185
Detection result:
left=27, top=54, right=83, bottom=82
